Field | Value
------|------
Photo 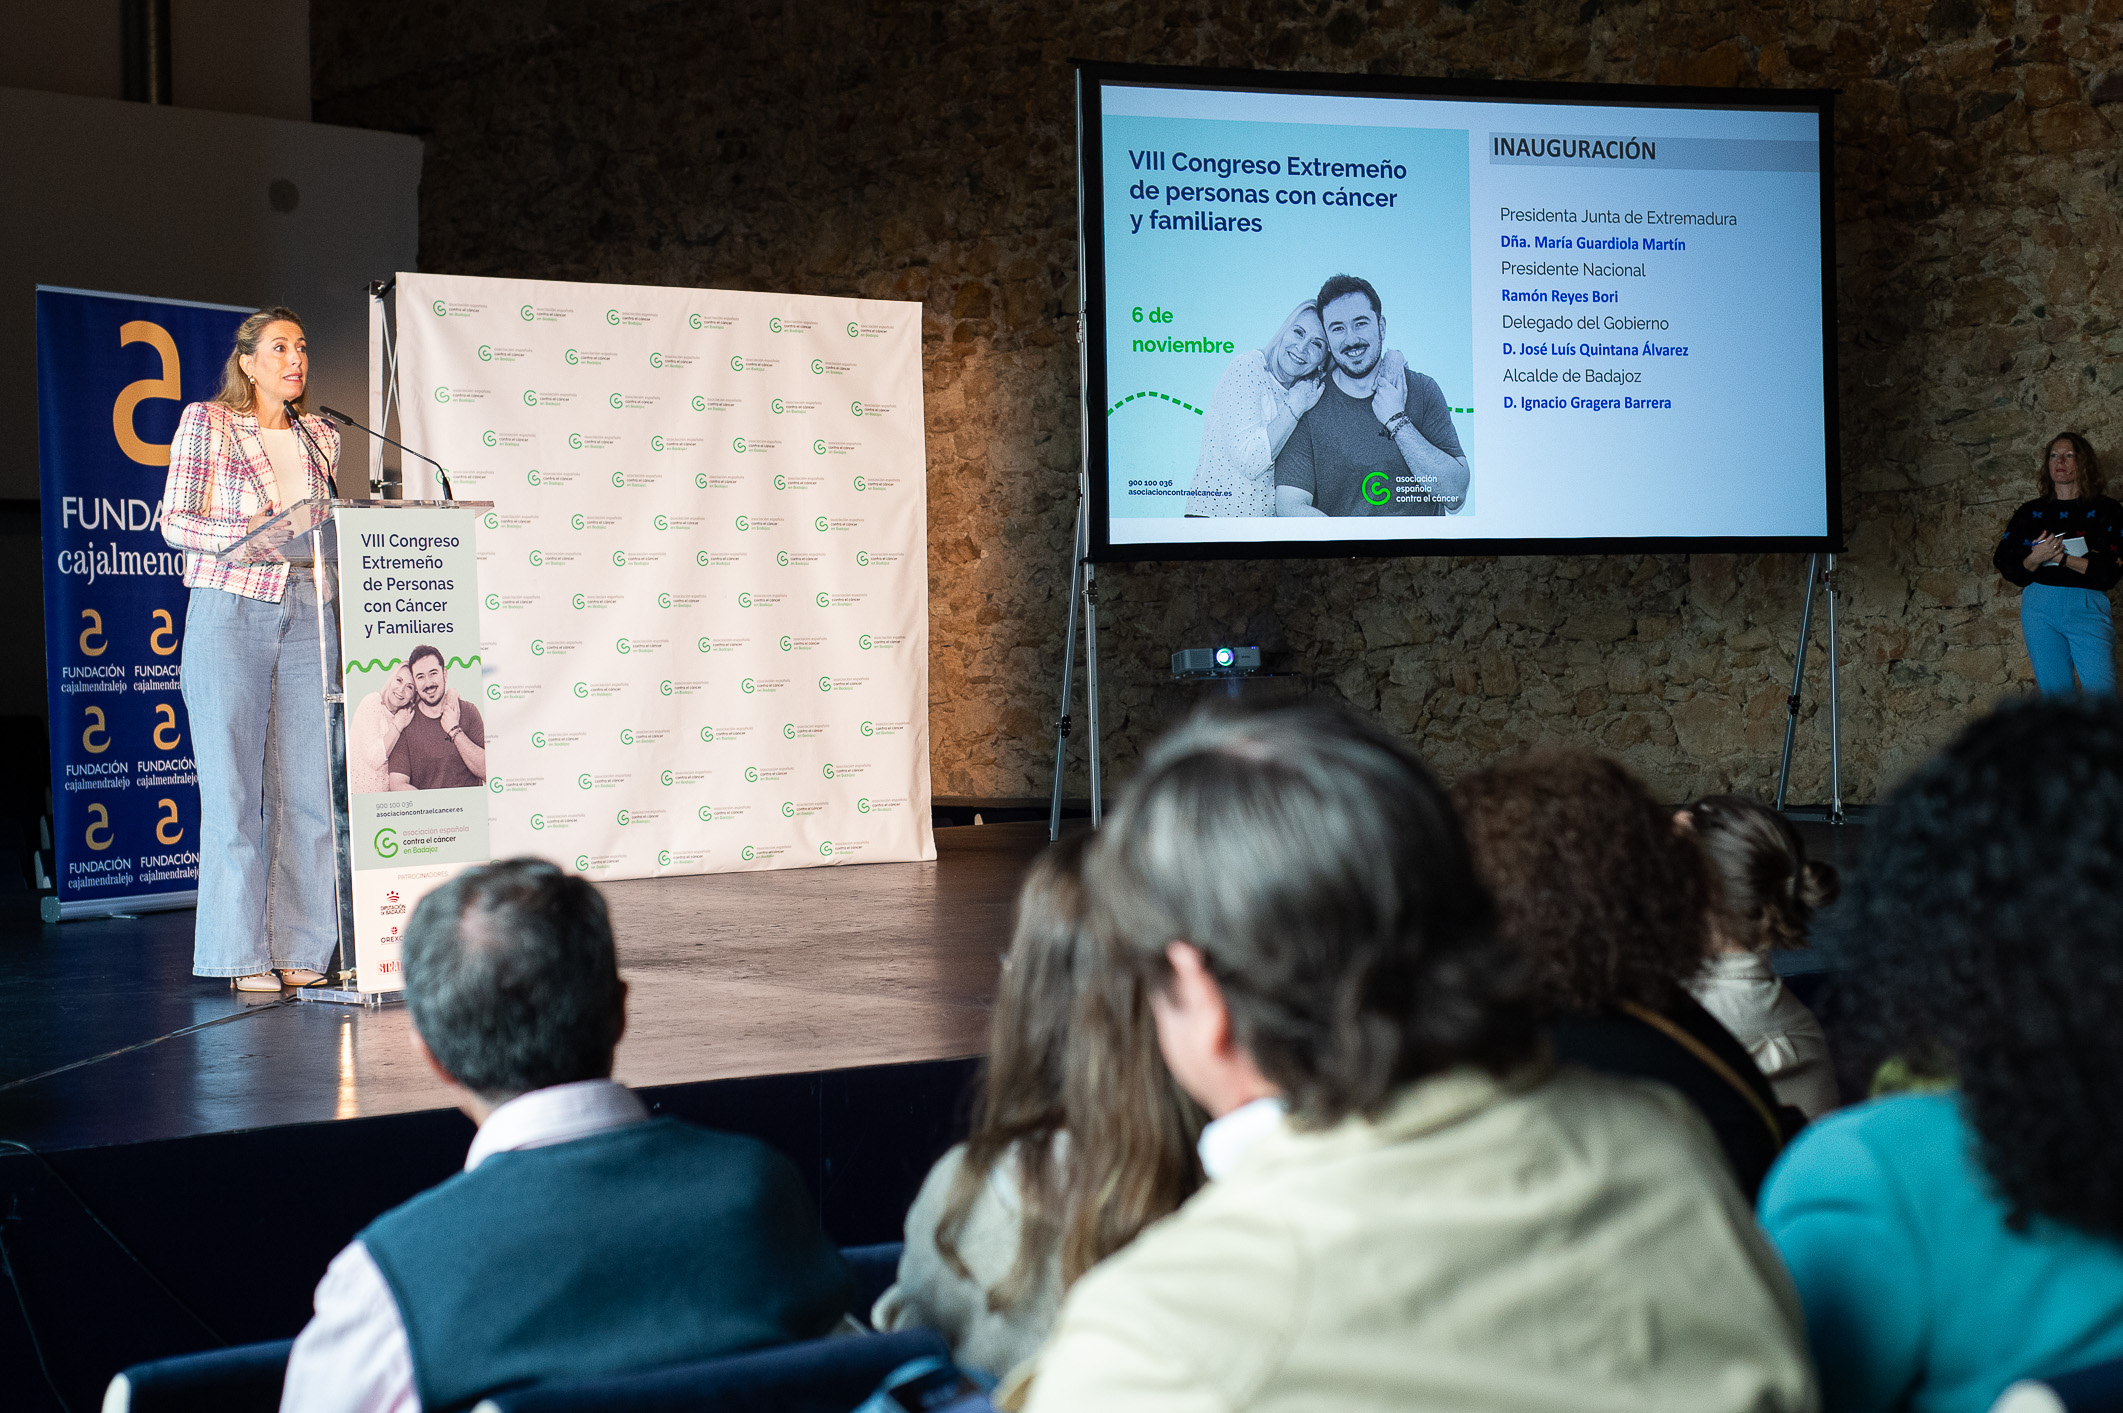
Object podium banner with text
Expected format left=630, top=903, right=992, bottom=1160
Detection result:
left=339, top=503, right=491, bottom=991
left=36, top=287, right=249, bottom=920
left=386, top=273, right=932, bottom=880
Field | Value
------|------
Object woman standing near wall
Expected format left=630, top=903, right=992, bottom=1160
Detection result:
left=160, top=307, right=342, bottom=991
left=1993, top=433, right=2122, bottom=696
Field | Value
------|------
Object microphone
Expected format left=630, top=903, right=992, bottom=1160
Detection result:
left=317, top=406, right=454, bottom=501
left=289, top=405, right=339, bottom=499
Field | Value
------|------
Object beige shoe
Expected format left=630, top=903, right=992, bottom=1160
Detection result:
left=231, top=973, right=280, bottom=992
left=277, top=968, right=328, bottom=988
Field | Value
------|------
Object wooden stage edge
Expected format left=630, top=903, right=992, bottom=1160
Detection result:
left=0, top=821, right=1048, bottom=1153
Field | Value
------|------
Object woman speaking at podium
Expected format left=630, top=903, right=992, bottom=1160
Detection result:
left=1993, top=432, right=2121, bottom=696
left=160, top=307, right=342, bottom=992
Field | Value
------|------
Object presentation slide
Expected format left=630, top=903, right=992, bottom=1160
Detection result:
left=1081, top=70, right=1836, bottom=559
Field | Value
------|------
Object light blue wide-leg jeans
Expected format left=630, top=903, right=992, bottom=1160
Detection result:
left=181, top=580, right=340, bottom=976
left=2021, top=582, right=2117, bottom=696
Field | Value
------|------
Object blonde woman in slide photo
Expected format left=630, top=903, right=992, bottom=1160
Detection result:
left=1183, top=302, right=1329, bottom=517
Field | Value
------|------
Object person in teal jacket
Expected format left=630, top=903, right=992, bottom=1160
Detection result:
left=1758, top=698, right=2123, bottom=1413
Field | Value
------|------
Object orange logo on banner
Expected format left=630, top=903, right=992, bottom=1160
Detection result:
left=113, top=320, right=181, bottom=467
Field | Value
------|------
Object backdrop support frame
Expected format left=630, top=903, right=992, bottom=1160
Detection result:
left=1048, top=471, right=1103, bottom=841
left=1775, top=551, right=1844, bottom=823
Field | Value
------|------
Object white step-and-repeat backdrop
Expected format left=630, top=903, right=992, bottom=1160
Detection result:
left=384, top=271, right=934, bottom=880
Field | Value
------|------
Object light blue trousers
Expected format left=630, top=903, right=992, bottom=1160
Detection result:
left=2020, top=582, right=2116, bottom=697
left=180, top=581, right=340, bottom=976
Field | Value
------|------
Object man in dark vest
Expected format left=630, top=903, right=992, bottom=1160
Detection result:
left=280, top=859, right=854, bottom=1411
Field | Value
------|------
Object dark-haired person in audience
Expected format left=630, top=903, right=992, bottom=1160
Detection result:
left=1760, top=699, right=2123, bottom=1412
left=1024, top=706, right=1814, bottom=1412
left=279, top=859, right=853, bottom=1413
left=1454, top=752, right=1791, bottom=1199
left=874, top=833, right=1203, bottom=1381
left=1682, top=794, right=1840, bottom=1120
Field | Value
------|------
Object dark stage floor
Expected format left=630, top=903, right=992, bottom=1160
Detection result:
left=0, top=821, right=1053, bottom=1152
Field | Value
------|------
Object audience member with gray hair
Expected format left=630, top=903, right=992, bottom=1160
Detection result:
left=1022, top=704, right=1816, bottom=1413
left=280, top=858, right=853, bottom=1413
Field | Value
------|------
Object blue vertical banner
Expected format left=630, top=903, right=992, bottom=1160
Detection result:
left=37, top=288, right=250, bottom=919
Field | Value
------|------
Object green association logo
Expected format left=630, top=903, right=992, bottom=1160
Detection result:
left=483, top=511, right=500, bottom=530
left=529, top=550, right=544, bottom=566
left=859, top=634, right=874, bottom=650
left=654, top=514, right=669, bottom=531
left=573, top=682, right=589, bottom=699
left=611, top=471, right=626, bottom=489
left=1361, top=471, right=1392, bottom=506
left=699, top=725, right=715, bottom=742
left=770, top=317, right=784, bottom=333
left=651, top=435, right=666, bottom=452
left=779, top=635, right=793, bottom=652
left=659, top=769, right=674, bottom=786
left=857, top=798, right=871, bottom=814
left=531, top=731, right=547, bottom=748
left=657, top=591, right=672, bottom=609
left=732, top=436, right=747, bottom=453
left=780, top=802, right=795, bottom=818
left=734, top=515, right=750, bottom=532
left=478, top=344, right=493, bottom=362
left=815, top=593, right=830, bottom=608
left=697, top=805, right=713, bottom=821
left=432, top=300, right=448, bottom=317
left=776, top=550, right=790, bottom=567
left=519, top=304, right=535, bottom=322
left=696, top=635, right=710, bottom=651
left=484, top=430, right=500, bottom=447
left=484, top=593, right=501, bottom=611
left=657, top=850, right=672, bottom=867
left=782, top=723, right=796, bottom=739
left=433, top=386, right=451, bottom=403
left=568, top=433, right=584, bottom=449
left=374, top=827, right=399, bottom=859
left=527, top=468, right=541, bottom=485
left=853, top=475, right=867, bottom=491
left=564, top=349, right=580, bottom=365
left=822, top=763, right=836, bottom=780
left=810, top=358, right=824, bottom=374
left=743, top=766, right=759, bottom=783
left=741, top=845, right=757, bottom=861
left=814, top=516, right=828, bottom=532
left=650, top=351, right=665, bottom=369
left=738, top=592, right=753, bottom=608
left=531, top=813, right=546, bottom=830
left=658, top=679, right=673, bottom=696
left=688, top=312, right=703, bottom=330
left=694, top=472, right=709, bottom=489
left=576, top=854, right=590, bottom=871
left=571, top=512, right=586, bottom=530
left=485, top=683, right=501, bottom=701
left=612, top=550, right=627, bottom=567
left=819, top=841, right=834, bottom=858
left=771, top=398, right=785, bottom=415
left=616, top=637, right=631, bottom=655
left=578, top=773, right=593, bottom=790
left=860, top=721, right=875, bottom=737
left=620, top=728, right=635, bottom=745
left=851, top=401, right=864, bottom=417
left=740, top=678, right=756, bottom=695
left=530, top=639, right=546, bottom=656
left=489, top=777, right=504, bottom=794
left=521, top=389, right=538, bottom=407
left=856, top=550, right=869, bottom=566
left=617, top=809, right=631, bottom=826
left=817, top=675, right=832, bottom=692
left=695, top=549, right=711, bottom=565
left=729, top=356, right=744, bottom=373
left=608, top=393, right=624, bottom=410
left=812, top=440, right=826, bottom=456
left=773, top=474, right=787, bottom=491
left=572, top=592, right=587, bottom=609
left=605, top=309, right=620, bottom=325
left=690, top=394, right=706, bottom=411
left=845, top=321, right=859, bottom=338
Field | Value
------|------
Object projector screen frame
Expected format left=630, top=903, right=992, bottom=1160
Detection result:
left=1074, top=60, right=1844, bottom=565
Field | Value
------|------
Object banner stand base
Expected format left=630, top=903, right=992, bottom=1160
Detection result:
left=295, top=984, right=401, bottom=1009
left=43, top=891, right=199, bottom=924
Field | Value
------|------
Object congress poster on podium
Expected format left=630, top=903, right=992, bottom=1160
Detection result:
left=338, top=502, right=491, bottom=992
left=36, top=287, right=249, bottom=921
left=387, top=272, right=934, bottom=882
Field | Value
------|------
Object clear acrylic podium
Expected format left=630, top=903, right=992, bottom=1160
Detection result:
left=212, top=497, right=488, bottom=1005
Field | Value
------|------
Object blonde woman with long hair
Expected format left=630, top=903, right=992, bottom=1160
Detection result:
left=160, top=306, right=341, bottom=991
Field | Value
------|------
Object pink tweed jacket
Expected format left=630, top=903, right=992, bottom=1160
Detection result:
left=160, top=401, right=340, bottom=602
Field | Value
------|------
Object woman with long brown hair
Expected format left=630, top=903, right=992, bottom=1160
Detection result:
left=1992, top=431, right=2121, bottom=695
left=872, top=833, right=1202, bottom=1379
left=159, top=307, right=341, bottom=990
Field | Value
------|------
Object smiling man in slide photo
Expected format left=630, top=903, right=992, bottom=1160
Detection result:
left=1274, top=274, right=1470, bottom=518
left=386, top=643, right=487, bottom=790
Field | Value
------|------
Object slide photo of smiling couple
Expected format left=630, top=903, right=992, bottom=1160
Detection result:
left=346, top=644, right=488, bottom=794
left=1185, top=273, right=1469, bottom=519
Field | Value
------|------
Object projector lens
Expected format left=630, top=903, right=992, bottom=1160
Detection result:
left=1215, top=647, right=1234, bottom=667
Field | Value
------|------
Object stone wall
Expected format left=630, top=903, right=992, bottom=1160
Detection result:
left=313, top=0, right=2123, bottom=804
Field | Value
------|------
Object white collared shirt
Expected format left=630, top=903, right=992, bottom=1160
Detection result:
left=1196, top=1095, right=1288, bottom=1181
left=276, top=1080, right=649, bottom=1413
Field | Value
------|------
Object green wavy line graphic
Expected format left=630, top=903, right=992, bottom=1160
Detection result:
left=345, top=654, right=484, bottom=674
left=1107, top=390, right=1205, bottom=416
